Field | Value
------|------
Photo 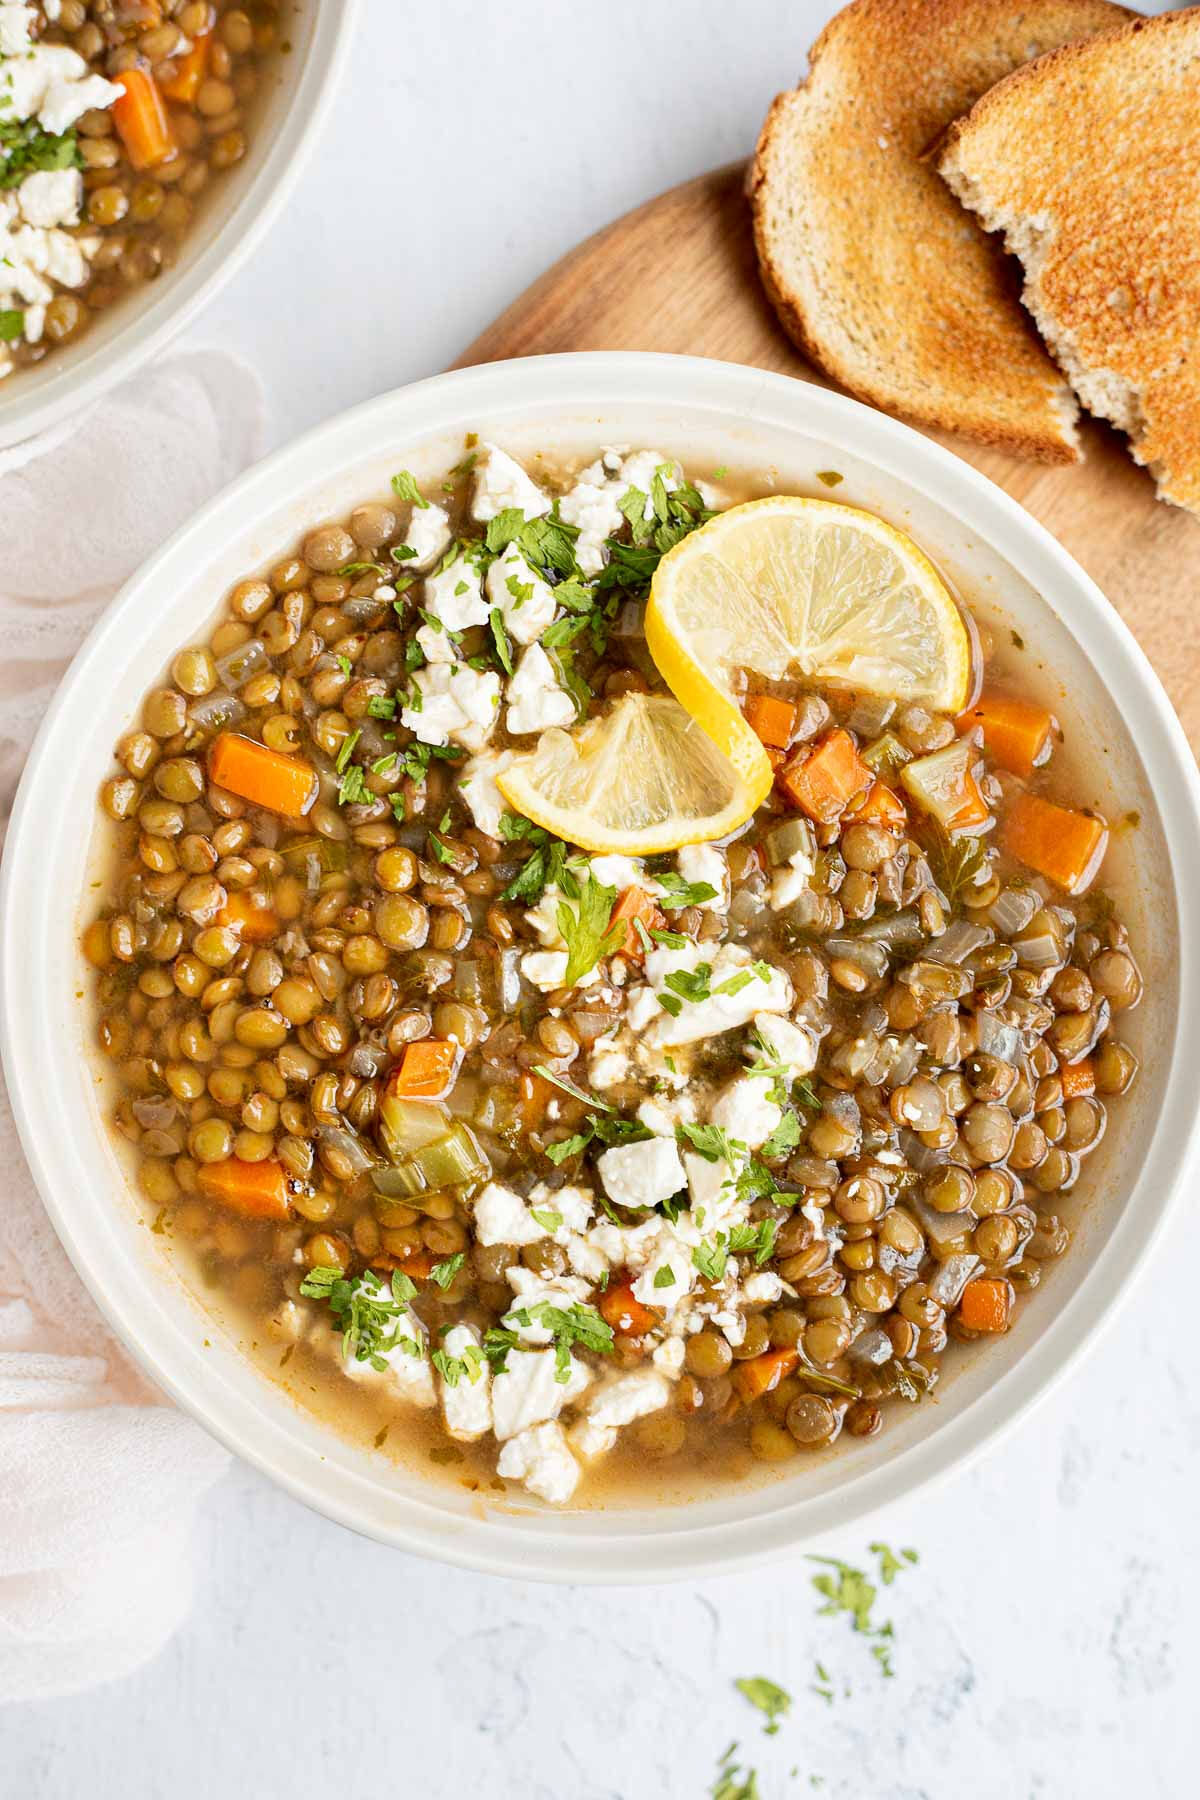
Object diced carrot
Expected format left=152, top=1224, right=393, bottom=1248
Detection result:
left=778, top=729, right=872, bottom=824
left=197, top=1157, right=290, bottom=1220
left=371, top=1249, right=435, bottom=1280
left=1060, top=1058, right=1096, bottom=1099
left=388, top=1038, right=462, bottom=1100
left=518, top=1071, right=554, bottom=1133
left=112, top=68, right=175, bottom=171
left=607, top=885, right=664, bottom=959
left=160, top=30, right=210, bottom=103
left=959, top=1277, right=1013, bottom=1334
left=731, top=1346, right=800, bottom=1403
left=999, top=790, right=1108, bottom=895
left=744, top=692, right=797, bottom=751
left=598, top=1278, right=660, bottom=1338
left=957, top=692, right=1057, bottom=779
left=209, top=732, right=318, bottom=817
left=218, top=890, right=280, bottom=943
left=853, top=781, right=908, bottom=832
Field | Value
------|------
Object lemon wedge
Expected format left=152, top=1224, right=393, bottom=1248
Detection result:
left=645, top=496, right=972, bottom=725
left=495, top=692, right=772, bottom=855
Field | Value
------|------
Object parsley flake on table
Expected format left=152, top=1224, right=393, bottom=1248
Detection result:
left=734, top=1675, right=792, bottom=1736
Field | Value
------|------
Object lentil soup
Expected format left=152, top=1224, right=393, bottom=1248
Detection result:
left=0, top=1, right=285, bottom=380
left=82, top=441, right=1147, bottom=1510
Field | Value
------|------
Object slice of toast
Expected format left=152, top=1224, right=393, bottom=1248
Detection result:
left=939, top=7, right=1200, bottom=514
left=749, top=0, right=1130, bottom=462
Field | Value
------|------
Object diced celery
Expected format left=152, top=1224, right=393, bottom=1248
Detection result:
left=861, top=731, right=911, bottom=778
left=413, top=1124, right=490, bottom=1191
left=371, top=1163, right=428, bottom=1199
left=280, top=835, right=349, bottom=874
left=379, top=1094, right=450, bottom=1163
left=764, top=817, right=817, bottom=868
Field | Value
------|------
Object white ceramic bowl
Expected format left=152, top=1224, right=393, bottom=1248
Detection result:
left=4, top=353, right=1199, bottom=1582
left=0, top=0, right=358, bottom=451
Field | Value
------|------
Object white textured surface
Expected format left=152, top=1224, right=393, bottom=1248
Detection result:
left=2, top=0, right=1193, bottom=1791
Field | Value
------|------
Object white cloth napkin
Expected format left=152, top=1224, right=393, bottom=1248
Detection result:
left=0, top=350, right=266, bottom=1702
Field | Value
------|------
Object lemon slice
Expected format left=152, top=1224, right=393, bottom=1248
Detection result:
left=495, top=692, right=771, bottom=854
left=645, top=497, right=972, bottom=725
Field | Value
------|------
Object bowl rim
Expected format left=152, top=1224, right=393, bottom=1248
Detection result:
left=5, top=350, right=1199, bottom=1582
left=0, top=0, right=360, bottom=452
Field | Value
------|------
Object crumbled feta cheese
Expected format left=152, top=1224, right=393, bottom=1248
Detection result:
left=1, top=41, right=122, bottom=135
left=502, top=1269, right=593, bottom=1344
left=491, top=1348, right=591, bottom=1440
left=750, top=1012, right=818, bottom=1082
left=528, top=1183, right=594, bottom=1236
left=0, top=6, right=35, bottom=56
left=524, top=883, right=568, bottom=949
left=677, top=842, right=729, bottom=911
left=620, top=450, right=681, bottom=513
left=629, top=1220, right=698, bottom=1312
left=569, top=1416, right=618, bottom=1461
left=520, top=948, right=601, bottom=993
left=584, top=1367, right=674, bottom=1428
left=484, top=542, right=558, bottom=645
left=458, top=749, right=515, bottom=839
left=597, top=1135, right=686, bottom=1211
left=16, top=167, right=81, bottom=230
left=638, top=941, right=792, bottom=1049
left=506, top=643, right=576, bottom=735
left=438, top=1324, right=491, bottom=1441
left=709, top=1073, right=783, bottom=1151
left=472, top=443, right=550, bottom=523
left=401, top=660, right=500, bottom=754
left=651, top=1336, right=687, bottom=1377
left=473, top=1181, right=545, bottom=1247
left=768, top=818, right=818, bottom=910
left=557, top=474, right=624, bottom=575
left=340, top=1311, right=435, bottom=1408
left=497, top=1421, right=580, bottom=1504
left=423, top=552, right=488, bottom=633
left=589, top=852, right=649, bottom=893
left=403, top=501, right=452, bottom=572
left=589, top=1038, right=630, bottom=1091
left=742, top=1271, right=784, bottom=1306
left=683, top=1152, right=745, bottom=1234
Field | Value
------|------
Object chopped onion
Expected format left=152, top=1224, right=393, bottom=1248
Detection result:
left=344, top=593, right=390, bottom=622
left=927, top=1253, right=980, bottom=1307
left=845, top=694, right=896, bottom=737
left=317, top=1123, right=378, bottom=1174
left=926, top=920, right=993, bottom=966
left=849, top=1327, right=894, bottom=1366
left=571, top=1009, right=620, bottom=1046
left=987, top=886, right=1039, bottom=936
left=498, top=949, right=522, bottom=1014
left=728, top=887, right=767, bottom=930
left=1012, top=930, right=1061, bottom=970
left=611, top=599, right=646, bottom=639
left=825, top=937, right=889, bottom=979
left=898, top=1129, right=948, bottom=1175
left=188, top=691, right=245, bottom=736
left=451, top=960, right=485, bottom=1004
left=133, top=1095, right=177, bottom=1130
left=859, top=909, right=923, bottom=950
left=216, top=638, right=269, bottom=689
left=349, top=1043, right=388, bottom=1079
left=913, top=1197, right=974, bottom=1251
left=974, top=1011, right=1022, bottom=1064
left=884, top=1036, right=922, bottom=1087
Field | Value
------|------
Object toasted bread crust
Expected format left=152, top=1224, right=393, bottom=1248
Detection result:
left=938, top=7, right=1200, bottom=512
left=750, top=0, right=1130, bottom=461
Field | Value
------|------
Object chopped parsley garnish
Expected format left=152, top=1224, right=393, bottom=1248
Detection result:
left=430, top=1253, right=465, bottom=1290
left=391, top=469, right=429, bottom=508
left=530, top=1207, right=563, bottom=1233
left=692, top=1237, right=730, bottom=1283
left=505, top=571, right=533, bottom=608
left=531, top=1063, right=614, bottom=1113
left=488, top=606, right=514, bottom=675
left=486, top=1300, right=614, bottom=1382
left=677, top=1120, right=742, bottom=1167
left=653, top=1264, right=677, bottom=1288
left=925, top=828, right=988, bottom=906
left=366, top=693, right=398, bottom=719
left=734, top=1676, right=792, bottom=1736
left=483, top=505, right=579, bottom=579
left=428, top=831, right=453, bottom=865
left=337, top=764, right=371, bottom=806
left=760, top=1109, right=802, bottom=1161
left=499, top=817, right=571, bottom=904
left=558, top=871, right=624, bottom=987
left=649, top=925, right=689, bottom=949
left=0, top=118, right=81, bottom=190
left=431, top=1343, right=484, bottom=1387
left=299, top=1267, right=420, bottom=1370
left=0, top=308, right=24, bottom=342
left=655, top=871, right=719, bottom=909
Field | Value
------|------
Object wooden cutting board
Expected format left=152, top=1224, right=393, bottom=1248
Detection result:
left=458, top=163, right=1200, bottom=749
